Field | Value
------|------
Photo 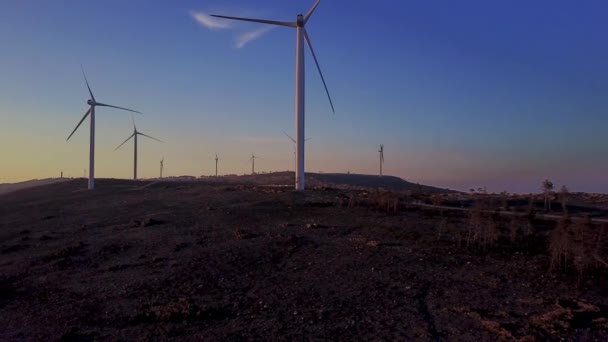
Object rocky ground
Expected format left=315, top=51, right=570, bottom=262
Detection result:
left=0, top=178, right=606, bottom=341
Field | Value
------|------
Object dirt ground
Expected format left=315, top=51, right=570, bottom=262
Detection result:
left=1, top=179, right=606, bottom=341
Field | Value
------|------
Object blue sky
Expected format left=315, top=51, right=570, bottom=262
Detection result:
left=0, top=0, right=607, bottom=193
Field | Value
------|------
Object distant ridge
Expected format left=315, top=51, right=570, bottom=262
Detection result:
left=1, top=172, right=455, bottom=196
left=200, top=171, right=455, bottom=193
left=306, top=172, right=455, bottom=193
left=0, top=178, right=71, bottom=196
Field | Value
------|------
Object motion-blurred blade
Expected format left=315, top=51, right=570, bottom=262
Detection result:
left=283, top=131, right=296, bottom=143
left=304, top=0, right=321, bottom=23
left=81, top=65, right=96, bottom=102
left=303, top=29, right=335, bottom=113
left=66, top=108, right=91, bottom=141
left=114, top=133, right=135, bottom=151
left=96, top=102, right=141, bottom=114
left=137, top=132, right=163, bottom=143
left=210, top=14, right=297, bottom=27
left=131, top=114, right=136, bottom=131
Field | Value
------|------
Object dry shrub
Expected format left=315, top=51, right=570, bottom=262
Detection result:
left=431, top=194, right=443, bottom=207
left=348, top=193, right=358, bottom=208
left=526, top=197, right=537, bottom=221
left=467, top=201, right=499, bottom=251
left=549, top=215, right=573, bottom=271
left=436, top=217, right=449, bottom=241
left=509, top=216, right=533, bottom=243
left=550, top=216, right=608, bottom=279
left=370, top=190, right=399, bottom=213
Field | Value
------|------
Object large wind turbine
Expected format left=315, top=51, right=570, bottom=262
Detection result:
left=378, top=144, right=384, bottom=176
left=66, top=67, right=141, bottom=190
left=114, top=118, right=163, bottom=180
left=212, top=0, right=334, bottom=191
left=283, top=131, right=311, bottom=172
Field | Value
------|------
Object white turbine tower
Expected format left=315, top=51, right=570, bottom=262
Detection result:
left=114, top=118, right=163, bottom=180
left=212, top=0, right=334, bottom=191
left=66, top=67, right=141, bottom=190
left=378, top=144, right=384, bottom=177
left=283, top=131, right=311, bottom=172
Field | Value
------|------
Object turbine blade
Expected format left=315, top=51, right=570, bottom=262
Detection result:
left=283, top=131, right=296, bottom=143
left=210, top=14, right=296, bottom=27
left=131, top=114, right=136, bottom=131
left=138, top=132, right=163, bottom=143
left=81, top=65, right=95, bottom=102
left=304, top=0, right=321, bottom=23
left=305, top=137, right=312, bottom=141
left=96, top=102, right=141, bottom=114
left=114, top=133, right=135, bottom=151
left=66, top=108, right=91, bottom=141
left=303, top=29, right=335, bottom=113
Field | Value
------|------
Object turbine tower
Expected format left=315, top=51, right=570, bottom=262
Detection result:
left=283, top=131, right=311, bottom=172
left=378, top=144, right=384, bottom=176
left=215, top=153, right=220, bottom=177
left=66, top=66, right=141, bottom=190
left=248, top=154, right=260, bottom=175
left=160, top=158, right=164, bottom=178
left=114, top=118, right=163, bottom=180
left=212, top=0, right=334, bottom=191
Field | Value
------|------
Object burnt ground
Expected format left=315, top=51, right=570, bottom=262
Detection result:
left=0, top=179, right=606, bottom=341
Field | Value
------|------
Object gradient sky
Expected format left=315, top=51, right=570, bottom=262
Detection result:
left=1, top=0, right=607, bottom=193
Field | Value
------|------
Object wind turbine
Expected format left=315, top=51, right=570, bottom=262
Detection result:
left=248, top=154, right=261, bottom=175
left=214, top=153, right=220, bottom=177
left=212, top=0, right=334, bottom=191
left=378, top=144, right=384, bottom=176
left=114, top=117, right=163, bottom=180
left=283, top=131, right=311, bottom=172
left=160, top=158, right=164, bottom=178
left=66, top=66, right=141, bottom=190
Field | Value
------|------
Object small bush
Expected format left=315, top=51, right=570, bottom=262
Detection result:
left=467, top=201, right=499, bottom=251
left=549, top=215, right=608, bottom=279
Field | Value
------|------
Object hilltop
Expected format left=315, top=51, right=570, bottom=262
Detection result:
left=180, top=171, right=455, bottom=193
left=0, top=178, right=70, bottom=196
left=1, top=172, right=454, bottom=197
left=0, top=178, right=605, bottom=340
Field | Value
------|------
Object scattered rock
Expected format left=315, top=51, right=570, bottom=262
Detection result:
left=1, top=244, right=30, bottom=255
left=174, top=242, right=189, bottom=252
left=235, top=229, right=256, bottom=240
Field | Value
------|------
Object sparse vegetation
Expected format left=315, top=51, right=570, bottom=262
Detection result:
left=467, top=200, right=499, bottom=251
left=542, top=179, right=554, bottom=212
left=559, top=185, right=569, bottom=214
left=549, top=214, right=608, bottom=280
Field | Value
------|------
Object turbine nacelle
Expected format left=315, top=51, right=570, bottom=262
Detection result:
left=297, top=14, right=304, bottom=27
left=87, top=99, right=96, bottom=106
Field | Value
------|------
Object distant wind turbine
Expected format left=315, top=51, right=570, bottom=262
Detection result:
left=378, top=144, right=384, bottom=176
left=160, top=158, right=164, bottom=178
left=248, top=154, right=261, bottom=175
left=215, top=153, right=220, bottom=177
left=212, top=0, right=334, bottom=191
left=66, top=66, right=141, bottom=190
left=114, top=117, right=163, bottom=180
left=283, top=131, right=311, bottom=172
